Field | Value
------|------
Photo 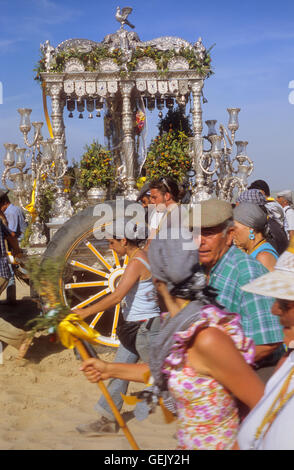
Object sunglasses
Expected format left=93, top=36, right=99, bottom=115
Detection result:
left=159, top=177, right=172, bottom=193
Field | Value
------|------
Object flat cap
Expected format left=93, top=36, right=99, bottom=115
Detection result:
left=0, top=188, right=9, bottom=199
left=276, top=190, right=293, bottom=203
left=200, top=198, right=233, bottom=228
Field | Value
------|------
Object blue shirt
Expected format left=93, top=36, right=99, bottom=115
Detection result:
left=123, top=257, right=160, bottom=321
left=208, top=245, right=283, bottom=345
left=4, top=204, right=27, bottom=239
left=250, top=241, right=279, bottom=260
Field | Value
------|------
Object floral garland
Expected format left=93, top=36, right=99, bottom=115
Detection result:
left=134, top=110, right=145, bottom=135
left=34, top=45, right=213, bottom=81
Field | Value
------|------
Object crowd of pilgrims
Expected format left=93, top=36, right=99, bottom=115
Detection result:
left=1, top=178, right=294, bottom=449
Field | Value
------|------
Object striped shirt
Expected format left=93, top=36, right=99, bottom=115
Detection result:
left=0, top=220, right=11, bottom=279
left=208, top=245, right=283, bottom=346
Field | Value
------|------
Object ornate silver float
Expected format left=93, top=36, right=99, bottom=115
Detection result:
left=1, top=7, right=254, bottom=348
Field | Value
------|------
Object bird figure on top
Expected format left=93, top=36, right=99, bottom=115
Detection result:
left=115, top=6, right=135, bottom=29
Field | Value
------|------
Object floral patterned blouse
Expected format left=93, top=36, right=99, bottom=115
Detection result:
left=163, top=305, right=255, bottom=450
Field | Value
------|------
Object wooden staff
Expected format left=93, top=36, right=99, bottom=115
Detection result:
left=73, top=337, right=140, bottom=451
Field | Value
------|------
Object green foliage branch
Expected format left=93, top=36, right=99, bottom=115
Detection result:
left=26, top=256, right=70, bottom=336
left=144, top=129, right=191, bottom=182
left=143, top=107, right=193, bottom=182
left=79, top=140, right=115, bottom=189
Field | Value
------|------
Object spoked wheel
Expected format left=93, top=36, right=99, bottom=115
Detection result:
left=43, top=201, right=133, bottom=348
left=63, top=231, right=128, bottom=347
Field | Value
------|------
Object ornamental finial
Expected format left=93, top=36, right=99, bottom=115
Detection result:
left=115, top=7, right=135, bottom=29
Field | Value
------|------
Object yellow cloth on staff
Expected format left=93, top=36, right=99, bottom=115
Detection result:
left=25, top=179, right=37, bottom=221
left=58, top=313, right=100, bottom=349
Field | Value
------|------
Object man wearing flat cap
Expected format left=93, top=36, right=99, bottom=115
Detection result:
left=276, top=190, right=294, bottom=239
left=195, top=199, right=283, bottom=380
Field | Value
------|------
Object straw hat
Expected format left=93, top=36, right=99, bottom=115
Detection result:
left=242, top=238, right=294, bottom=300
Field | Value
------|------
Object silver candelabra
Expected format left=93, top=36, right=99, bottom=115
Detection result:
left=2, top=108, right=73, bottom=247
left=189, top=107, right=253, bottom=202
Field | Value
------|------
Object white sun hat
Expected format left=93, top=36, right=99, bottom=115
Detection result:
left=242, top=238, right=294, bottom=301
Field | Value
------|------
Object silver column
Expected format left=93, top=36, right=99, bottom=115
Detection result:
left=120, top=81, right=138, bottom=200
left=190, top=80, right=210, bottom=202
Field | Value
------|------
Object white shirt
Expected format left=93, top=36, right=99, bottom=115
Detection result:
left=284, top=205, right=294, bottom=233
left=149, top=210, right=165, bottom=230
left=238, top=351, right=294, bottom=450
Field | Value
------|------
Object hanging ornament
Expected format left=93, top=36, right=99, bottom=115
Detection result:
left=147, top=97, right=155, bottom=111
left=202, top=91, right=208, bottom=104
left=86, top=99, right=94, bottom=119
left=96, top=111, right=101, bottom=118
left=166, top=98, right=174, bottom=109
left=67, top=99, right=75, bottom=112
left=157, top=98, right=165, bottom=110
left=95, top=98, right=104, bottom=110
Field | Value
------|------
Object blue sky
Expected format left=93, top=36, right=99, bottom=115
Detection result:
left=1, top=0, right=294, bottom=191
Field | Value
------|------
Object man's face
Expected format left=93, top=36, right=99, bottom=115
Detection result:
left=199, top=224, right=234, bottom=271
left=272, top=299, right=294, bottom=347
left=276, top=196, right=287, bottom=207
left=150, top=188, right=166, bottom=207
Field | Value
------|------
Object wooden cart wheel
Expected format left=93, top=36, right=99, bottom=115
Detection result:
left=43, top=201, right=134, bottom=348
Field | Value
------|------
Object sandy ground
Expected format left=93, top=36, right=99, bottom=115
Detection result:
left=0, top=281, right=177, bottom=450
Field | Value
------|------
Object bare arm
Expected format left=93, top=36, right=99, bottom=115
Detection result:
left=6, top=233, right=22, bottom=256
left=153, top=280, right=178, bottom=316
left=80, top=358, right=148, bottom=383
left=76, top=259, right=142, bottom=319
left=256, top=251, right=277, bottom=272
left=188, top=327, right=265, bottom=409
left=254, top=342, right=281, bottom=362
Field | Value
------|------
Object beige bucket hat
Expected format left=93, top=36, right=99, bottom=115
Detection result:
left=242, top=238, right=294, bottom=300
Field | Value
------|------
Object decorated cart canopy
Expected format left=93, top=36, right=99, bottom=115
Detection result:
left=36, top=7, right=214, bottom=201
left=2, top=7, right=254, bottom=350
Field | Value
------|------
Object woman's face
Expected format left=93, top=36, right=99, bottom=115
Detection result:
left=233, top=221, right=252, bottom=250
left=272, top=300, right=294, bottom=348
left=108, top=238, right=127, bottom=256
left=140, top=195, right=150, bottom=208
